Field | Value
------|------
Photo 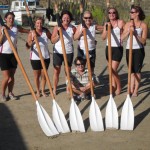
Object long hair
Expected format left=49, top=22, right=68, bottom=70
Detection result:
left=131, top=5, right=145, bottom=20
left=107, top=7, right=119, bottom=20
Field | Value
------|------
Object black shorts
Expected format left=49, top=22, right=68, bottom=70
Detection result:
left=0, top=53, right=17, bottom=71
left=53, top=53, right=74, bottom=67
left=105, top=46, right=123, bottom=62
left=126, top=48, right=145, bottom=73
left=78, top=48, right=96, bottom=68
left=30, top=58, right=50, bottom=70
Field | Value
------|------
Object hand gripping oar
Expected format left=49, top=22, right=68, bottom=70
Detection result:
left=54, top=4, right=85, bottom=132
left=105, top=23, right=118, bottom=129
left=120, top=21, right=134, bottom=130
left=24, top=1, right=70, bottom=133
left=80, top=5, right=104, bottom=132
left=0, top=15, right=58, bottom=137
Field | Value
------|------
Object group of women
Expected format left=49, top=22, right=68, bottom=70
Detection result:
left=0, top=5, right=148, bottom=101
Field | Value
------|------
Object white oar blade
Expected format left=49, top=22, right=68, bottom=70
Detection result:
left=52, top=99, right=70, bottom=133
left=120, top=94, right=134, bottom=130
left=36, top=101, right=59, bottom=136
left=69, top=98, right=85, bottom=132
left=89, top=97, right=104, bottom=131
left=105, top=94, right=118, bottom=129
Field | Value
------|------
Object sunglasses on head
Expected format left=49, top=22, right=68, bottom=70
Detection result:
left=84, top=17, right=92, bottom=19
left=108, top=12, right=116, bottom=14
left=130, top=11, right=137, bottom=14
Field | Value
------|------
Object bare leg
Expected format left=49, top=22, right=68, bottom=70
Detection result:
left=1, top=70, right=10, bottom=96
left=8, top=68, right=16, bottom=95
left=41, top=69, right=47, bottom=97
left=53, top=66, right=61, bottom=95
left=65, top=66, right=71, bottom=94
left=130, top=73, right=135, bottom=94
left=33, top=70, right=41, bottom=97
left=132, top=73, right=141, bottom=96
left=112, top=60, right=121, bottom=95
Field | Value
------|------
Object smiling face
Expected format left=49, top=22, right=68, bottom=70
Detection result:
left=62, top=14, right=71, bottom=25
left=130, top=8, right=139, bottom=20
left=108, top=8, right=117, bottom=20
left=76, top=60, right=85, bottom=72
left=5, top=14, right=14, bottom=27
left=35, top=19, right=43, bottom=30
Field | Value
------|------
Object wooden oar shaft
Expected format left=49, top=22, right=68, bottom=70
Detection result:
left=34, top=35, right=55, bottom=99
left=108, top=23, right=113, bottom=94
left=128, top=29, right=133, bottom=94
left=24, top=1, right=55, bottom=99
left=83, top=29, right=94, bottom=96
left=3, top=28, right=37, bottom=101
left=59, top=28, right=74, bottom=98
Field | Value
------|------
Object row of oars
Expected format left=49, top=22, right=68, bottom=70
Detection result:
left=0, top=3, right=134, bottom=137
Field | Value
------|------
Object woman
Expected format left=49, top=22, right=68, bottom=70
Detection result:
left=121, top=5, right=148, bottom=97
left=51, top=10, right=76, bottom=95
left=74, top=10, right=103, bottom=74
left=0, top=12, right=29, bottom=101
left=26, top=17, right=51, bottom=97
left=102, top=7, right=125, bottom=95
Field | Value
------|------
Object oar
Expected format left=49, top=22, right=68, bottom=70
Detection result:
left=120, top=20, right=134, bottom=130
left=54, top=4, right=85, bottom=132
left=0, top=15, right=59, bottom=136
left=24, top=1, right=70, bottom=133
left=80, top=5, right=104, bottom=131
left=105, top=23, right=118, bottom=129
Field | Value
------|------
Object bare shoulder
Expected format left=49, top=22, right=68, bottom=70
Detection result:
left=141, top=22, right=148, bottom=29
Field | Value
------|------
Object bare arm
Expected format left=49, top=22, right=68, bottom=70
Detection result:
left=134, top=23, right=148, bottom=45
left=26, top=31, right=34, bottom=49
left=51, top=26, right=60, bottom=44
left=95, top=24, right=104, bottom=32
left=73, top=24, right=83, bottom=41
left=0, top=26, right=4, bottom=44
left=17, top=25, right=30, bottom=33
left=101, top=23, right=108, bottom=40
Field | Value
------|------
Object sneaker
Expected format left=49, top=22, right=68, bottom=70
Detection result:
left=73, top=95, right=81, bottom=102
left=1, top=95, right=7, bottom=102
left=93, top=74, right=100, bottom=85
left=85, top=94, right=91, bottom=100
left=8, top=93, right=17, bottom=100
left=80, top=93, right=85, bottom=101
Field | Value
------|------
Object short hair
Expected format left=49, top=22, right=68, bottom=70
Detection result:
left=83, top=10, right=93, bottom=19
left=60, top=10, right=73, bottom=22
left=4, top=12, right=15, bottom=19
left=34, top=16, right=44, bottom=24
left=74, top=56, right=86, bottom=66
left=107, top=7, right=119, bottom=20
left=131, top=5, right=145, bottom=20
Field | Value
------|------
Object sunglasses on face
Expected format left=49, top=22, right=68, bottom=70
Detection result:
left=130, top=11, right=137, bottom=14
left=84, top=17, right=92, bottom=19
left=76, top=63, right=84, bottom=66
left=108, top=12, right=116, bottom=14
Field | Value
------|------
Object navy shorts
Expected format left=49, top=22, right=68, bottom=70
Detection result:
left=78, top=48, right=96, bottom=68
left=126, top=48, right=145, bottom=73
left=30, top=58, right=50, bottom=70
left=0, top=53, right=17, bottom=71
left=53, top=53, right=74, bottom=67
left=105, top=46, right=123, bottom=62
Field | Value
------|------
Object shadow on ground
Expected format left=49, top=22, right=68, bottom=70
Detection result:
left=0, top=103, right=27, bottom=150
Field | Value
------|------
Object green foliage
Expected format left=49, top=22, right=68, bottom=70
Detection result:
left=91, top=6, right=104, bottom=24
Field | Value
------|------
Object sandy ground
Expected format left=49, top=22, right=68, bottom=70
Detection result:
left=0, top=28, right=149, bottom=150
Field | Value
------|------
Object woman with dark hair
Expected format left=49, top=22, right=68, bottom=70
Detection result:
left=51, top=10, right=76, bottom=95
left=26, top=17, right=51, bottom=97
left=102, top=7, right=125, bottom=95
left=121, top=5, right=148, bottom=97
left=0, top=12, right=29, bottom=101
